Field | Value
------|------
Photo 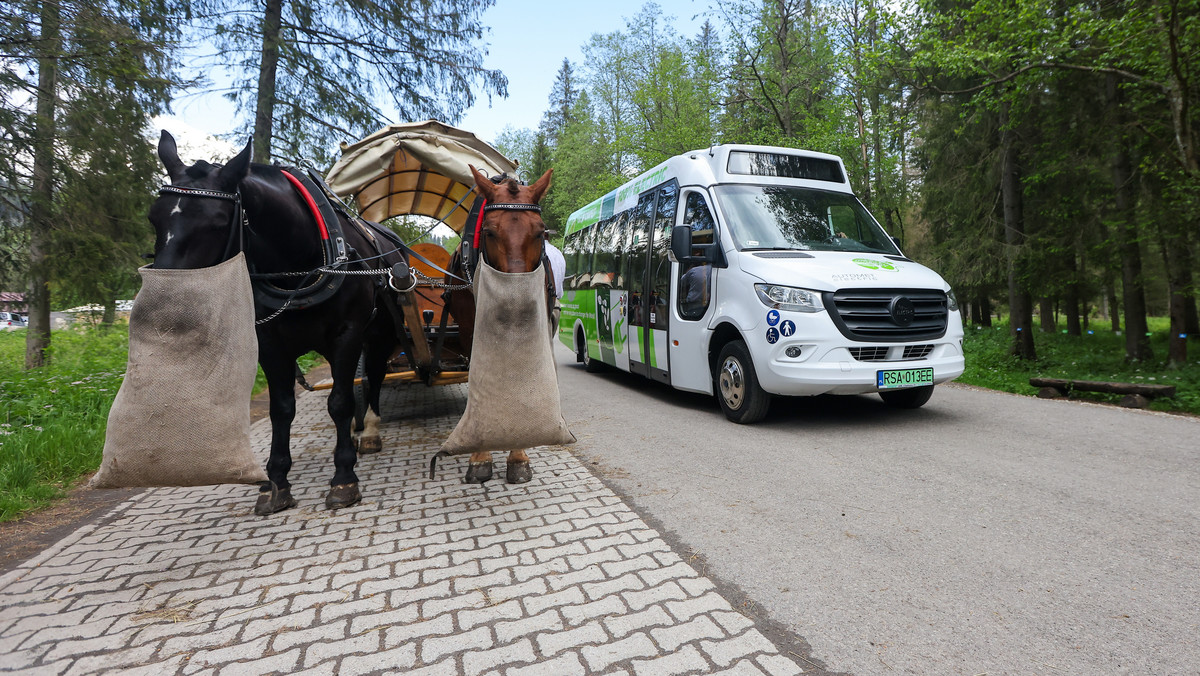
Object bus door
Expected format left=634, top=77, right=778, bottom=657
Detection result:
left=628, top=181, right=678, bottom=382
left=670, top=189, right=719, bottom=394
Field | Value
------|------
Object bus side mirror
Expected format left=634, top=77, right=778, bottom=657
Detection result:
left=671, top=225, right=693, bottom=263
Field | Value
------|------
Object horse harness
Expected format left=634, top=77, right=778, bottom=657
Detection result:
left=458, top=186, right=557, bottom=324
left=159, top=170, right=556, bottom=347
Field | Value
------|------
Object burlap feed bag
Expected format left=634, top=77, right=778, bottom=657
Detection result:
left=91, top=253, right=267, bottom=488
left=441, top=261, right=576, bottom=455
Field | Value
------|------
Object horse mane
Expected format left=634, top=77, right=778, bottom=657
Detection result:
left=501, top=177, right=522, bottom=198
left=185, top=161, right=218, bottom=179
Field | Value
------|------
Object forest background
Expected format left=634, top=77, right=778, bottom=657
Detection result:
left=2, top=0, right=1199, bottom=371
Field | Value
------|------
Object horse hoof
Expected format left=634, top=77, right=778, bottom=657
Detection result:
left=464, top=461, right=493, bottom=484
left=325, top=483, right=362, bottom=510
left=506, top=461, right=532, bottom=484
left=254, top=484, right=297, bottom=516
left=358, top=435, right=382, bottom=455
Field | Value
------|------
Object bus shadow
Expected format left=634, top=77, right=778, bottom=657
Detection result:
left=570, top=362, right=962, bottom=430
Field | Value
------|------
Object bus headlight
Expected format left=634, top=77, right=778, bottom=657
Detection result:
left=754, top=284, right=824, bottom=313
left=946, top=287, right=959, bottom=312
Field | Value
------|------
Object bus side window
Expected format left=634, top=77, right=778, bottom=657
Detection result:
left=678, top=191, right=715, bottom=320
left=564, top=228, right=579, bottom=291
left=579, top=221, right=599, bottom=289
left=650, top=182, right=677, bottom=330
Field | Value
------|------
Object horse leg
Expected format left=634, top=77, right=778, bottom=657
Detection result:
left=356, top=338, right=392, bottom=455
left=255, top=356, right=299, bottom=515
left=324, top=343, right=363, bottom=510
left=506, top=449, right=532, bottom=484
left=465, top=451, right=493, bottom=484
left=448, top=286, right=476, bottom=360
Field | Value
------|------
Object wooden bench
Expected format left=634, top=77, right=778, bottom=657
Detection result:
left=1029, top=377, right=1176, bottom=409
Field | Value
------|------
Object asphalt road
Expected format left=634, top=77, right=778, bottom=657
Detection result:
left=552, top=342, right=1200, bottom=675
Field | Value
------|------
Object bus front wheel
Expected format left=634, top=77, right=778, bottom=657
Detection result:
left=716, top=341, right=771, bottom=424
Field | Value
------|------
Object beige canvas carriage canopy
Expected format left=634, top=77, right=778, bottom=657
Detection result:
left=325, top=120, right=519, bottom=234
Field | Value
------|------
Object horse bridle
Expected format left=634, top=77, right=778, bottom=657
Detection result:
left=471, top=201, right=548, bottom=277
left=473, top=201, right=557, bottom=320
left=158, top=184, right=246, bottom=263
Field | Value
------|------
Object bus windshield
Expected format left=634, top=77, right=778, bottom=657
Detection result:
left=714, top=184, right=901, bottom=255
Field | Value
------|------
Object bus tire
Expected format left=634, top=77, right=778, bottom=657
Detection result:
left=879, top=384, right=934, bottom=409
left=578, top=331, right=605, bottom=373
left=716, top=341, right=770, bottom=424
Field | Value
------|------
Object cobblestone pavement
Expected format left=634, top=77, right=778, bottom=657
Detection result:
left=0, top=382, right=811, bottom=675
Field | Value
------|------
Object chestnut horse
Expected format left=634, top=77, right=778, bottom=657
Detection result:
left=446, top=165, right=555, bottom=484
left=151, top=131, right=405, bottom=514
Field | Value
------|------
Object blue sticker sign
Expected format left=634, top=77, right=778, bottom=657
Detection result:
left=780, top=320, right=795, bottom=337
left=766, top=310, right=780, bottom=326
left=766, top=327, right=779, bottom=344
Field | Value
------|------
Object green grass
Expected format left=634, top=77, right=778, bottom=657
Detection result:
left=0, top=327, right=129, bottom=521
left=958, top=318, right=1200, bottom=415
left=0, top=326, right=323, bottom=523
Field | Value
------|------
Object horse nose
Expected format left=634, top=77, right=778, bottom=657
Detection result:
left=505, top=255, right=534, bottom=273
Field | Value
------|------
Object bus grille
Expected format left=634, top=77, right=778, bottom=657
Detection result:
left=848, top=347, right=889, bottom=361
left=848, top=344, right=936, bottom=362
left=903, top=344, right=935, bottom=359
left=823, top=289, right=949, bottom=342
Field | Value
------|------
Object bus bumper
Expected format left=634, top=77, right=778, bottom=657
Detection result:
left=754, top=341, right=965, bottom=397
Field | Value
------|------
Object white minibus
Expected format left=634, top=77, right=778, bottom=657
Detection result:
left=558, top=144, right=964, bottom=423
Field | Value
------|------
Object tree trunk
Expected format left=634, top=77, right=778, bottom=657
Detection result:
left=1064, top=252, right=1081, bottom=336
left=252, top=0, right=284, bottom=163
left=1162, top=234, right=1189, bottom=367
left=102, top=299, right=117, bottom=327
left=1001, top=101, right=1035, bottom=359
left=26, top=0, right=60, bottom=370
left=1107, top=283, right=1120, bottom=332
left=1040, top=297, right=1056, bottom=333
left=1107, top=74, right=1151, bottom=361
left=1186, top=293, right=1199, bottom=339
left=980, top=292, right=992, bottom=327
left=1065, top=286, right=1081, bottom=336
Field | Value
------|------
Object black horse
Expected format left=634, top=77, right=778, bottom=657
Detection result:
left=151, top=131, right=404, bottom=514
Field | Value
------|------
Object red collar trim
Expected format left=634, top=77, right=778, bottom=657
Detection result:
left=280, top=169, right=330, bottom=241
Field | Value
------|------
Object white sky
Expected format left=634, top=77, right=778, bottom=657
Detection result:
left=157, top=0, right=714, bottom=159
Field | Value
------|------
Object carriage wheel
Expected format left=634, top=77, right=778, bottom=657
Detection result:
left=353, top=352, right=367, bottom=432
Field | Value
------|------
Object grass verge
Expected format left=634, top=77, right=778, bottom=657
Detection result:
left=0, top=328, right=128, bottom=521
left=958, top=318, right=1200, bottom=415
left=0, top=327, right=322, bottom=522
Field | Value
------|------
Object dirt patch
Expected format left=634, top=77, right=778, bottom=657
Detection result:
left=0, top=364, right=332, bottom=578
left=0, top=483, right=140, bottom=576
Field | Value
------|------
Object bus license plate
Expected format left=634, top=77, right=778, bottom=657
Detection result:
left=877, top=367, right=934, bottom=390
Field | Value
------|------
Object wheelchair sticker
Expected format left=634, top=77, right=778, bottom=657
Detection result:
left=766, top=327, right=780, bottom=344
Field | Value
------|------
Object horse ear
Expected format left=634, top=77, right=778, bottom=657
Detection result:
left=158, top=130, right=186, bottom=182
left=469, top=164, right=497, bottom=202
left=217, top=138, right=253, bottom=191
left=529, top=168, right=553, bottom=204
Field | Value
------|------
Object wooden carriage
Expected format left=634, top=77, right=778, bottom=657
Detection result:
left=323, top=120, right=519, bottom=389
